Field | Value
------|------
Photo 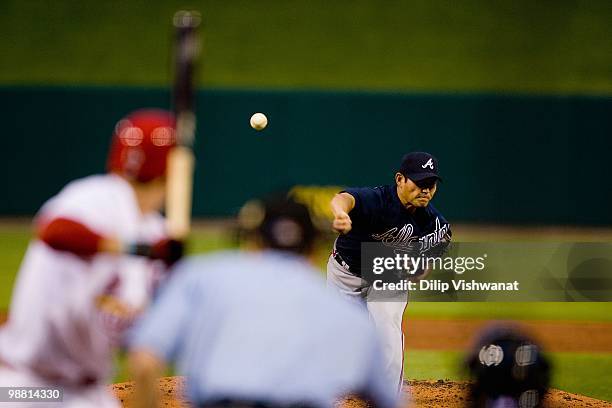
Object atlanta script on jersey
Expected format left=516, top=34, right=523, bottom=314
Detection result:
left=334, top=184, right=451, bottom=275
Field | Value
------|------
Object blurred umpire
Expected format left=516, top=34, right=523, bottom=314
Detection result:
left=127, top=196, right=398, bottom=408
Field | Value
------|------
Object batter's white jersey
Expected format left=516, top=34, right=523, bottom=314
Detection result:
left=0, top=174, right=166, bottom=387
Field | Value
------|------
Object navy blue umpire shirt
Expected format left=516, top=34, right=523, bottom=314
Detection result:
left=334, top=184, right=451, bottom=276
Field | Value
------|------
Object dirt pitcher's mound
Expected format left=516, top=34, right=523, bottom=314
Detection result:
left=111, top=376, right=612, bottom=407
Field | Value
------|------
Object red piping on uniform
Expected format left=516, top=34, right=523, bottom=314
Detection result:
left=38, top=217, right=102, bottom=257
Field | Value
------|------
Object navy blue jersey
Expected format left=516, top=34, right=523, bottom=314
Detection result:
left=334, top=184, right=451, bottom=276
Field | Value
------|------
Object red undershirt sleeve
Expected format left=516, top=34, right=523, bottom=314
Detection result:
left=38, top=217, right=103, bottom=257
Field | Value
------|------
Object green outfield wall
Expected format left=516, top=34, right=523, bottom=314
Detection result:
left=1, top=87, right=610, bottom=225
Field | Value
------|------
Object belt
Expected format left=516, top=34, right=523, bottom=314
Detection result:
left=199, top=399, right=318, bottom=408
left=331, top=248, right=351, bottom=272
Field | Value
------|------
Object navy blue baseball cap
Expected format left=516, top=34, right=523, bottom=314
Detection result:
left=398, top=152, right=442, bottom=182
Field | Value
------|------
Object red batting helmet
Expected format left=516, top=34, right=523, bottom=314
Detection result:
left=106, top=109, right=177, bottom=183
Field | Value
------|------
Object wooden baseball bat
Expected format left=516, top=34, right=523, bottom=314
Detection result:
left=166, top=10, right=201, bottom=239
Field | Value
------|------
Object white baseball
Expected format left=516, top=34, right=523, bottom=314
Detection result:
left=250, top=113, right=268, bottom=130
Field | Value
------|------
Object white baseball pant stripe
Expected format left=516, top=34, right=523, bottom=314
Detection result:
left=326, top=255, right=408, bottom=392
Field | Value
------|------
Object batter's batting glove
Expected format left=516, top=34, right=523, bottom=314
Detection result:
left=128, top=239, right=185, bottom=266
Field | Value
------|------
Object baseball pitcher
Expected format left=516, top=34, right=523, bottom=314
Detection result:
left=327, top=152, right=451, bottom=392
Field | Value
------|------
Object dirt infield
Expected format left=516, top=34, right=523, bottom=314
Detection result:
left=3, top=314, right=610, bottom=352
left=405, top=318, right=612, bottom=352
left=111, top=376, right=612, bottom=407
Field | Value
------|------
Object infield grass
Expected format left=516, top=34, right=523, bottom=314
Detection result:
left=405, top=302, right=612, bottom=322
left=0, top=224, right=31, bottom=309
left=2, top=223, right=612, bottom=321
